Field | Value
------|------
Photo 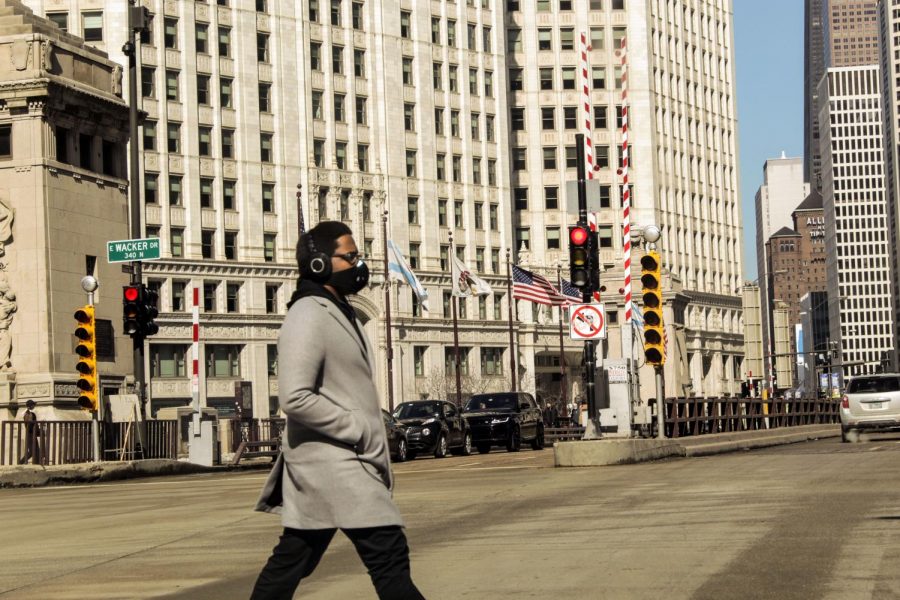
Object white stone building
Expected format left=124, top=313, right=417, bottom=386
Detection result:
left=21, top=0, right=746, bottom=419
left=818, top=65, right=895, bottom=378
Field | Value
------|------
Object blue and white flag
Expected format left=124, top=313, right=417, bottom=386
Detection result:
left=387, top=240, right=429, bottom=311
left=630, top=302, right=644, bottom=328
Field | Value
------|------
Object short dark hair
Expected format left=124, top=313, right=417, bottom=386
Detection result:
left=296, top=221, right=353, bottom=276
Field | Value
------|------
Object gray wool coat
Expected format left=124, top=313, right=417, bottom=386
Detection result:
left=255, top=295, right=403, bottom=529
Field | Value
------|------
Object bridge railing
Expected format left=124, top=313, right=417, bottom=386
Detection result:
left=229, top=418, right=285, bottom=452
left=664, top=397, right=841, bottom=438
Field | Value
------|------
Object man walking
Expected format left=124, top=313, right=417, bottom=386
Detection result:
left=251, top=222, right=425, bottom=600
left=18, top=399, right=38, bottom=465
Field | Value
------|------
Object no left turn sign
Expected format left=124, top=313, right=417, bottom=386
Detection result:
left=569, top=303, right=607, bottom=340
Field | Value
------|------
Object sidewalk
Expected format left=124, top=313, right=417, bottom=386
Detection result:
left=0, top=457, right=274, bottom=488
left=554, top=424, right=840, bottom=467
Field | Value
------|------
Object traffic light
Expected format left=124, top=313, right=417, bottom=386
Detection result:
left=123, top=284, right=159, bottom=339
left=569, top=224, right=590, bottom=290
left=74, top=305, right=98, bottom=411
left=640, top=251, right=665, bottom=366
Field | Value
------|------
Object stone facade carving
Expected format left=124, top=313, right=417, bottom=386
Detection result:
left=41, top=41, right=53, bottom=72
left=0, top=194, right=14, bottom=258
left=53, top=383, right=79, bottom=398
left=11, top=39, right=30, bottom=70
left=0, top=270, right=15, bottom=372
left=16, top=383, right=50, bottom=398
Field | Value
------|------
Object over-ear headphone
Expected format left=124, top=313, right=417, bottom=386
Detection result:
left=304, top=234, right=332, bottom=281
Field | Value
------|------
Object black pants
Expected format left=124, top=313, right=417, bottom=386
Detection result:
left=250, top=526, right=425, bottom=600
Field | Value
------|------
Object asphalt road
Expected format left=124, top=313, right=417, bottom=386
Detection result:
left=1, top=435, right=899, bottom=600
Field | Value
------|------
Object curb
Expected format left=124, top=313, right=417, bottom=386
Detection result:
left=0, top=458, right=275, bottom=488
left=554, top=425, right=841, bottom=467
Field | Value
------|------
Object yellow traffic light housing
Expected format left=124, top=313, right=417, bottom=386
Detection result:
left=640, top=251, right=665, bottom=367
left=74, top=305, right=98, bottom=411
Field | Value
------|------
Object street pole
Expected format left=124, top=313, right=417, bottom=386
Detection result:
left=556, top=264, right=568, bottom=416
left=382, top=210, right=394, bottom=412
left=655, top=366, right=666, bottom=439
left=506, top=248, right=518, bottom=391
left=575, top=133, right=597, bottom=435
left=450, top=232, right=462, bottom=406
left=124, top=1, right=146, bottom=416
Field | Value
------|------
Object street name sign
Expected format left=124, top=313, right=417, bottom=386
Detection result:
left=107, top=238, right=161, bottom=263
left=569, top=303, right=607, bottom=340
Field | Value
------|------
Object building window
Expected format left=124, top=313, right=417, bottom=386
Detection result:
left=201, top=230, right=214, bottom=259
left=545, top=186, right=559, bottom=210
left=490, top=204, right=498, bottom=230
left=454, top=201, right=464, bottom=227
left=442, top=291, right=452, bottom=319
left=310, top=42, right=322, bottom=70
left=264, top=234, right=276, bottom=262
left=516, top=227, right=530, bottom=250
left=538, top=28, right=552, bottom=51
left=436, top=153, right=446, bottom=180
left=447, top=19, right=457, bottom=46
left=172, top=281, right=187, bottom=311
left=218, top=27, right=231, bottom=57
left=267, top=344, right=278, bottom=376
left=257, top=32, right=270, bottom=62
left=144, top=173, right=159, bottom=204
left=613, top=27, right=626, bottom=49
left=168, top=175, right=182, bottom=206
left=141, top=67, right=155, bottom=98
left=560, top=28, right=574, bottom=50
left=352, top=2, right=364, bottom=30
left=206, top=345, right=241, bottom=378
left=469, top=68, right=478, bottom=95
left=541, top=107, right=555, bottom=130
left=508, top=28, right=522, bottom=52
left=438, top=200, right=448, bottom=227
left=312, top=91, right=324, bottom=119
left=224, top=232, right=238, bottom=260
left=592, top=66, right=607, bottom=89
left=594, top=106, right=608, bottom=129
left=335, top=142, right=347, bottom=169
left=167, top=123, right=181, bottom=153
left=198, top=127, right=212, bottom=156
left=488, top=159, right=497, bottom=185
left=196, top=24, right=209, bottom=53
left=565, top=146, right=577, bottom=168
left=82, top=11, right=103, bottom=41
left=440, top=246, right=449, bottom=271
left=203, top=282, right=217, bottom=311
left=265, top=283, right=279, bottom=314
left=562, top=67, right=576, bottom=90
left=509, top=68, right=523, bottom=91
left=483, top=26, right=492, bottom=52
left=356, top=96, right=368, bottom=125
left=197, top=74, right=211, bottom=105
left=354, top=48, right=366, bottom=78
left=563, top=106, right=577, bottom=130
left=48, top=12, right=68, bottom=32
left=404, top=103, right=415, bottom=131
left=164, top=17, right=178, bottom=49
left=357, top=144, right=369, bottom=171
left=260, top=183, right=275, bottom=214
left=599, top=225, right=614, bottom=248
left=414, top=346, right=426, bottom=376
left=313, top=139, right=325, bottom=167
left=476, top=247, right=485, bottom=273
left=200, top=178, right=213, bottom=208
left=406, top=150, right=417, bottom=177
left=449, top=65, right=458, bottom=92
left=220, top=78, right=233, bottom=108
left=402, top=57, right=414, bottom=85
left=540, top=68, right=554, bottom=90
left=599, top=185, right=611, bottom=208
left=543, top=147, right=557, bottom=170
left=330, top=0, right=342, bottom=25
left=408, top=196, right=419, bottom=224
left=150, top=345, right=187, bottom=378
left=260, top=134, right=273, bottom=163
left=170, top=228, right=184, bottom=257
left=514, top=188, right=528, bottom=211
left=226, top=282, right=240, bottom=311
left=445, top=346, right=470, bottom=376
left=481, top=347, right=503, bottom=376
left=259, top=83, right=272, bottom=112
left=309, top=0, right=320, bottom=21
left=596, top=145, right=609, bottom=168
left=142, top=121, right=157, bottom=151
left=452, top=155, right=462, bottom=182
left=165, top=70, right=179, bottom=101
left=546, top=227, right=561, bottom=250
left=400, top=10, right=411, bottom=38
left=332, top=45, right=344, bottom=74
left=493, top=293, right=503, bottom=320
left=221, top=128, right=235, bottom=159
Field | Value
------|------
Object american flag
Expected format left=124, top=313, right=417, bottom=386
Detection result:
left=559, top=278, right=584, bottom=304
left=513, top=265, right=577, bottom=306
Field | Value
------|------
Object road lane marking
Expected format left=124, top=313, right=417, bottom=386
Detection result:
left=452, top=461, right=482, bottom=467
left=395, top=464, right=544, bottom=475
left=13, top=474, right=270, bottom=492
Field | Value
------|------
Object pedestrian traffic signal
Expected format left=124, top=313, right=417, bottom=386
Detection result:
left=123, top=284, right=160, bottom=339
left=569, top=225, right=590, bottom=290
left=74, top=305, right=98, bottom=411
left=640, top=251, right=665, bottom=367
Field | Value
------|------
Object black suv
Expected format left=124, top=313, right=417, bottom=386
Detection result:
left=393, top=400, right=472, bottom=459
left=462, top=392, right=545, bottom=454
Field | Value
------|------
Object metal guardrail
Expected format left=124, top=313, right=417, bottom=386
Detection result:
left=544, top=427, right=586, bottom=443
left=664, top=397, right=841, bottom=438
left=1, top=419, right=179, bottom=466
left=230, top=418, right=285, bottom=452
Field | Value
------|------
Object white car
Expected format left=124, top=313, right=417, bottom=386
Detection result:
left=840, top=373, right=900, bottom=442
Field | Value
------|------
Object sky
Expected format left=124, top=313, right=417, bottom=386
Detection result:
left=733, top=0, right=805, bottom=281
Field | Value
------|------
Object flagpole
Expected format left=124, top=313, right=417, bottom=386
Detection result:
left=382, top=210, right=394, bottom=412
left=557, top=264, right=568, bottom=416
left=506, top=248, right=518, bottom=392
left=450, top=232, right=462, bottom=406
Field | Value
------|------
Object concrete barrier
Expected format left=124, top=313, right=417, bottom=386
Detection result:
left=554, top=424, right=840, bottom=467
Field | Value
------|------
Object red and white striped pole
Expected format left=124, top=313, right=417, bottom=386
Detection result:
left=618, top=37, right=632, bottom=326
left=192, top=286, right=200, bottom=428
left=580, top=31, right=602, bottom=304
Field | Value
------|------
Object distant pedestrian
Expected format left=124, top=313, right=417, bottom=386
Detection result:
left=18, top=400, right=39, bottom=465
left=251, top=222, right=425, bottom=600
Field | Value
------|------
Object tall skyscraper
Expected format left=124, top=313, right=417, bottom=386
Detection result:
left=818, top=65, right=895, bottom=378
left=805, top=0, right=880, bottom=191
left=21, top=0, right=746, bottom=416
left=878, top=0, right=900, bottom=371
left=754, top=156, right=808, bottom=387
left=804, top=0, right=825, bottom=189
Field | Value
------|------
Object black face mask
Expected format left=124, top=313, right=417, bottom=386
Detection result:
left=327, top=260, right=370, bottom=296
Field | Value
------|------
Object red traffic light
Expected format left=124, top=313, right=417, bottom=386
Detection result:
left=124, top=286, right=139, bottom=302
left=570, top=226, right=589, bottom=246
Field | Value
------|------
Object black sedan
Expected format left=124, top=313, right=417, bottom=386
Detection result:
left=462, top=392, right=545, bottom=454
left=382, top=409, right=408, bottom=462
left=393, top=400, right=472, bottom=459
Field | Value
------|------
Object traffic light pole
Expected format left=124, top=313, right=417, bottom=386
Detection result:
left=125, top=2, right=146, bottom=416
left=655, top=366, right=666, bottom=439
left=575, top=134, right=598, bottom=435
